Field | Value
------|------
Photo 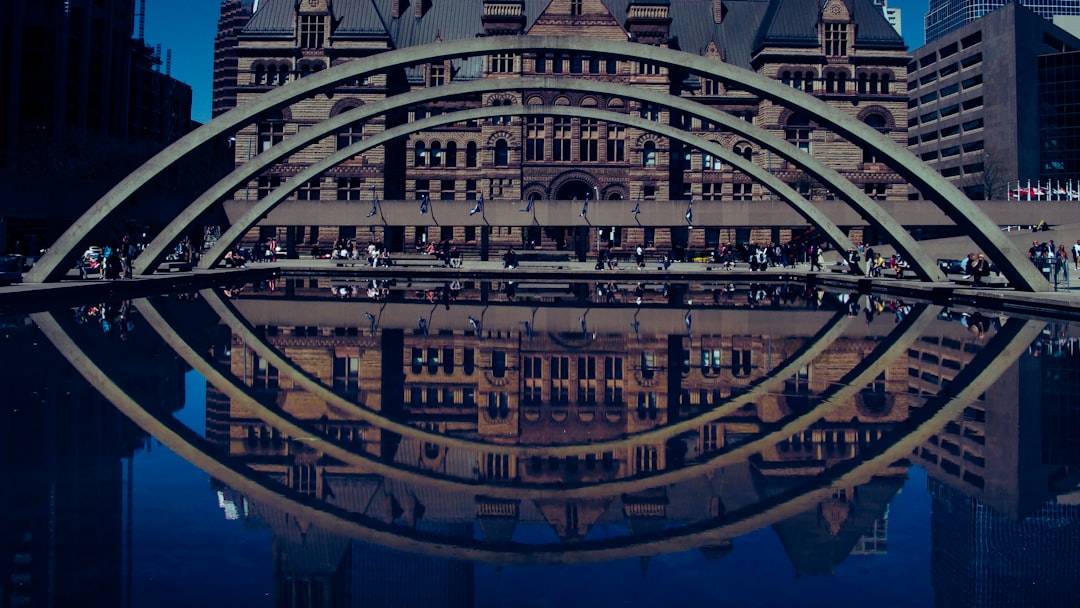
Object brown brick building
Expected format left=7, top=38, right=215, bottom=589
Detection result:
left=215, top=0, right=910, bottom=256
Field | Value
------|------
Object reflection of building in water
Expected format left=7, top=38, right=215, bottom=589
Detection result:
left=909, top=320, right=1080, bottom=518
left=770, top=479, right=903, bottom=575
left=206, top=310, right=916, bottom=579
left=929, top=479, right=1080, bottom=607
left=0, top=316, right=177, bottom=607
left=851, top=509, right=890, bottom=555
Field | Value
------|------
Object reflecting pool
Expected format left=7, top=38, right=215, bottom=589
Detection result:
left=2, top=277, right=1079, bottom=607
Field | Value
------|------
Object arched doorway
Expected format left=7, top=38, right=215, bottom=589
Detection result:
left=556, top=180, right=593, bottom=200
left=554, top=179, right=593, bottom=261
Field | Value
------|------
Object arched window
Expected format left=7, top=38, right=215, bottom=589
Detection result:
left=494, top=139, right=509, bottom=166
left=445, top=141, right=457, bottom=167
left=266, top=64, right=278, bottom=86
left=793, top=71, right=803, bottom=90
left=430, top=141, right=442, bottom=167
left=862, top=114, right=889, bottom=163
left=857, top=73, right=868, bottom=95
left=869, top=73, right=880, bottom=94
left=837, top=72, right=847, bottom=94
left=734, top=143, right=753, bottom=161
left=881, top=73, right=891, bottom=94
left=785, top=115, right=812, bottom=153
left=781, top=70, right=791, bottom=86
left=802, top=70, right=814, bottom=93
left=414, top=141, right=427, bottom=167
left=253, top=64, right=267, bottom=85
left=642, top=141, right=657, bottom=168
left=825, top=72, right=835, bottom=93
left=466, top=142, right=478, bottom=167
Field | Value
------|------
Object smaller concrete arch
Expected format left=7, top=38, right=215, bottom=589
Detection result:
left=580, top=96, right=599, bottom=107
left=553, top=96, right=572, bottom=106
left=525, top=94, right=545, bottom=105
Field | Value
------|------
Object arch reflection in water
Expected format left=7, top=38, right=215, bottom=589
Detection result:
left=24, top=280, right=1057, bottom=573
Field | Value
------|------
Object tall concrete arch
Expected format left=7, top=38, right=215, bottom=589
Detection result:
left=202, top=104, right=864, bottom=273
left=26, top=36, right=1045, bottom=289
left=130, top=76, right=938, bottom=279
left=32, top=306, right=1042, bottom=566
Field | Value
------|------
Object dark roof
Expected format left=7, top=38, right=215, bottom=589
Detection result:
left=242, top=1, right=903, bottom=67
left=754, top=0, right=905, bottom=52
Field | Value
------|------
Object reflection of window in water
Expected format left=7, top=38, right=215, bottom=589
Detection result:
left=641, top=352, right=655, bottom=379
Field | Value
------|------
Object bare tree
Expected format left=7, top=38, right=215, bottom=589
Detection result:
left=962, top=152, right=1007, bottom=200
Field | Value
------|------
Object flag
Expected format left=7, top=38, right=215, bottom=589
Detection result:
left=418, top=317, right=428, bottom=336
left=367, top=186, right=378, bottom=217
left=630, top=193, right=641, bottom=215
left=419, top=194, right=429, bottom=215
left=579, top=192, right=590, bottom=217
left=469, top=194, right=483, bottom=216
left=521, top=193, right=535, bottom=212
left=685, top=196, right=694, bottom=225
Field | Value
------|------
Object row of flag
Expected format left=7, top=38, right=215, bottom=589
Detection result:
left=1008, top=180, right=1080, bottom=201
left=363, top=191, right=696, bottom=223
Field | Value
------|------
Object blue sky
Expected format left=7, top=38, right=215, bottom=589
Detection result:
left=146, top=0, right=931, bottom=124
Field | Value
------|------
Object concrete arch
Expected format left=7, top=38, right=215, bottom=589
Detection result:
left=132, top=75, right=919, bottom=280
left=202, top=287, right=856, bottom=458
left=198, top=104, right=863, bottom=273
left=26, top=36, right=1042, bottom=288
left=31, top=307, right=1040, bottom=565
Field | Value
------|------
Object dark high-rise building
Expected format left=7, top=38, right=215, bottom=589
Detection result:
left=213, top=0, right=257, bottom=118
left=0, top=0, right=194, bottom=253
left=930, top=479, right=1080, bottom=607
left=926, top=0, right=1080, bottom=43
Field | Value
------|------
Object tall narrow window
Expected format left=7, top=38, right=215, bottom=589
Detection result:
left=525, top=117, right=545, bottom=161
left=642, top=141, right=657, bottom=167
left=299, top=15, right=326, bottom=49
left=445, top=141, right=457, bottom=167
left=570, top=0, right=583, bottom=16
left=553, top=118, right=572, bottom=161
left=494, top=139, right=509, bottom=166
left=606, top=125, right=625, bottom=162
left=579, top=119, right=599, bottom=162
left=466, top=142, right=478, bottom=167
left=824, top=23, right=847, bottom=56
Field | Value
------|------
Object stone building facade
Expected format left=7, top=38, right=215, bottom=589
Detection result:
left=215, top=0, right=910, bottom=256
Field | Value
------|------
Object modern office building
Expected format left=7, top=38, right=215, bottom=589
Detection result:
left=0, top=0, right=194, bottom=253
left=925, top=0, right=1080, bottom=43
left=873, top=0, right=902, bottom=37
left=906, top=3, right=1080, bottom=199
left=215, top=0, right=911, bottom=257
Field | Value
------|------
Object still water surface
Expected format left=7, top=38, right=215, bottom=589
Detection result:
left=2, top=279, right=1078, bottom=607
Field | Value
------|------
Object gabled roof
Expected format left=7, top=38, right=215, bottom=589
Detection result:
left=754, top=0, right=905, bottom=52
left=241, top=1, right=904, bottom=68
